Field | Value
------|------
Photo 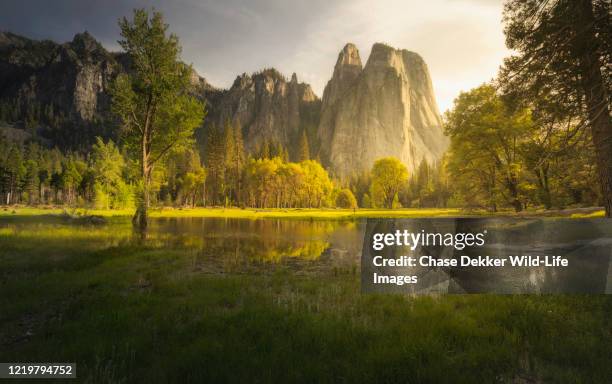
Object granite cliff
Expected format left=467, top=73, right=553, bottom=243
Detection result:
left=317, top=43, right=448, bottom=177
left=0, top=31, right=212, bottom=149
left=0, top=32, right=448, bottom=173
left=202, top=69, right=320, bottom=154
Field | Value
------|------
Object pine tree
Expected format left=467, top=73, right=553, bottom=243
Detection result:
left=223, top=119, right=235, bottom=204
left=205, top=123, right=226, bottom=205
left=261, top=140, right=271, bottom=159
left=298, top=130, right=310, bottom=162
left=232, top=120, right=246, bottom=204
left=501, top=0, right=611, bottom=216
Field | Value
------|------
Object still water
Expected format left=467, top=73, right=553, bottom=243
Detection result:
left=0, top=216, right=365, bottom=275
left=148, top=218, right=364, bottom=274
left=2, top=216, right=610, bottom=292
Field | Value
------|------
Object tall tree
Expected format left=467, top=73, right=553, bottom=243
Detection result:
left=500, top=0, right=611, bottom=216
left=223, top=119, right=235, bottom=204
left=298, top=130, right=310, bottom=161
left=111, top=9, right=205, bottom=229
left=231, top=120, right=246, bottom=203
left=204, top=123, right=226, bottom=205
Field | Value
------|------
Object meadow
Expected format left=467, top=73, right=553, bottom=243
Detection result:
left=0, top=212, right=610, bottom=383
left=0, top=206, right=605, bottom=220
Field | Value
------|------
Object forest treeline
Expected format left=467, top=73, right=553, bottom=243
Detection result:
left=0, top=104, right=600, bottom=212
left=0, top=1, right=608, bottom=214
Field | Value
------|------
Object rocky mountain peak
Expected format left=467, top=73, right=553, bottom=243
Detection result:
left=203, top=67, right=321, bottom=155
left=318, top=42, right=448, bottom=177
left=66, top=31, right=109, bottom=62
left=336, top=43, right=362, bottom=70
left=330, top=43, right=362, bottom=86
left=0, top=31, right=27, bottom=48
left=70, top=32, right=99, bottom=51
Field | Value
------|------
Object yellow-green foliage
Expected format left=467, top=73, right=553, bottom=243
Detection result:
left=370, top=157, right=409, bottom=208
left=0, top=207, right=465, bottom=220
left=335, top=188, right=358, bottom=209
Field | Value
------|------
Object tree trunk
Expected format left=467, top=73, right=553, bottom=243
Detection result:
left=133, top=138, right=149, bottom=231
left=536, top=165, right=552, bottom=210
left=505, top=174, right=523, bottom=212
left=576, top=0, right=612, bottom=217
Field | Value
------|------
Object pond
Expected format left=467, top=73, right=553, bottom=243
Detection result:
left=1, top=216, right=610, bottom=292
left=0, top=216, right=366, bottom=275
left=0, top=215, right=611, bottom=382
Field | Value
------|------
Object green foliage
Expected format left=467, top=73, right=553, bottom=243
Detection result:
left=90, top=137, right=134, bottom=209
left=204, top=123, right=226, bottom=205
left=110, top=8, right=205, bottom=226
left=404, top=159, right=451, bottom=208
left=300, top=160, right=333, bottom=208
left=93, top=182, right=111, bottom=210
left=444, top=83, right=599, bottom=212
left=500, top=0, right=611, bottom=216
left=164, top=148, right=207, bottom=206
left=113, top=180, right=135, bottom=209
left=298, top=130, right=310, bottom=161
left=370, top=157, right=408, bottom=209
left=445, top=84, right=535, bottom=212
left=335, top=188, right=357, bottom=209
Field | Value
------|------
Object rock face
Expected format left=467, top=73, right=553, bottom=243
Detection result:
left=0, top=32, right=448, bottom=172
left=317, top=43, right=448, bottom=177
left=0, top=31, right=118, bottom=120
left=0, top=31, right=120, bottom=148
left=203, top=69, right=320, bottom=153
left=0, top=31, right=217, bottom=150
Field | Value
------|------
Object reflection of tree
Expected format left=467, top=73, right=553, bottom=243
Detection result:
left=202, top=234, right=331, bottom=264
left=254, top=240, right=330, bottom=263
left=143, top=218, right=351, bottom=267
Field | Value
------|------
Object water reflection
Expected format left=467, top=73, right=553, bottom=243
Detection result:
left=0, top=216, right=364, bottom=275
left=147, top=218, right=363, bottom=274
left=362, top=218, right=612, bottom=294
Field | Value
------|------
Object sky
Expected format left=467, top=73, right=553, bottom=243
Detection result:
left=0, top=0, right=510, bottom=112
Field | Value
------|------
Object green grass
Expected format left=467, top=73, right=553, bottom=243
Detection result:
left=0, top=220, right=610, bottom=383
left=0, top=206, right=605, bottom=220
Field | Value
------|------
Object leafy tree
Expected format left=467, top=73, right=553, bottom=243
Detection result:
left=500, top=0, right=611, bottom=216
left=277, top=162, right=304, bottom=208
left=300, top=160, right=333, bottom=208
left=110, top=9, right=205, bottom=229
left=335, top=188, right=357, bottom=209
left=445, top=85, right=535, bottom=212
left=370, top=157, right=408, bottom=208
left=91, top=138, right=124, bottom=192
left=244, top=157, right=280, bottom=207
left=90, top=137, right=132, bottom=209
left=60, top=156, right=85, bottom=205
